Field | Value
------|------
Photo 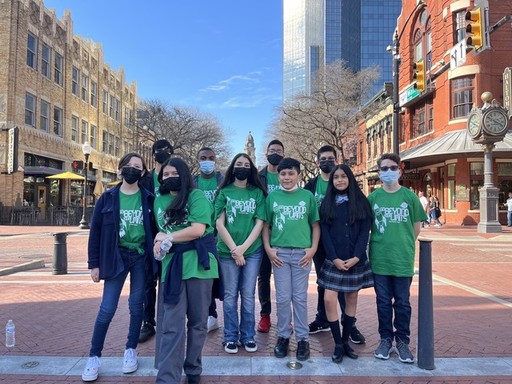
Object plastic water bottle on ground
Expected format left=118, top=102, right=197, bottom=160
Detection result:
left=5, top=320, right=15, bottom=348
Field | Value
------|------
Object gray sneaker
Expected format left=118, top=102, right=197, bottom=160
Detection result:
left=374, top=338, right=393, bottom=360
left=396, top=339, right=414, bottom=363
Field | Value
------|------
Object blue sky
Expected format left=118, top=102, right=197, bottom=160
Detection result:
left=44, top=1, right=283, bottom=163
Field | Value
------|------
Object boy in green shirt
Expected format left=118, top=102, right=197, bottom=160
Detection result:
left=262, top=157, right=320, bottom=361
left=368, top=153, right=428, bottom=364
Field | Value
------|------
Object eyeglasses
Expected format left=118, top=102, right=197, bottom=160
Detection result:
left=268, top=149, right=283, bottom=155
left=319, top=157, right=336, bottom=161
left=380, top=166, right=400, bottom=172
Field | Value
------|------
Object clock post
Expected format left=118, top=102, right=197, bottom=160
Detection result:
left=467, top=92, right=510, bottom=233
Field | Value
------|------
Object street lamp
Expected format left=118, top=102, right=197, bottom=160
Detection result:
left=78, top=141, right=92, bottom=229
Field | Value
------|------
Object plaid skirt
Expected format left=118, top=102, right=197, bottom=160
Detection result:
left=318, top=259, right=374, bottom=293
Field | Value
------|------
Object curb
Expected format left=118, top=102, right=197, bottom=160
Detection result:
left=0, top=259, right=46, bottom=276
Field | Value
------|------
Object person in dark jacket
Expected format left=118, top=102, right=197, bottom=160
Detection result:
left=82, top=153, right=154, bottom=382
left=317, top=164, right=373, bottom=364
left=138, top=139, right=173, bottom=343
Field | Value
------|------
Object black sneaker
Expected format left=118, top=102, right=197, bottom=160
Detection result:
left=273, top=337, right=289, bottom=358
left=138, top=322, right=155, bottom=343
left=308, top=320, right=330, bottom=334
left=349, top=326, right=366, bottom=344
left=296, top=339, right=310, bottom=361
left=187, top=374, right=201, bottom=384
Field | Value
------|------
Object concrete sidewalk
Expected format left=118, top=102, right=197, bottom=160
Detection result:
left=1, top=224, right=512, bottom=383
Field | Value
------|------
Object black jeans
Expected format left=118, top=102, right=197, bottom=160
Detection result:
left=257, top=250, right=272, bottom=315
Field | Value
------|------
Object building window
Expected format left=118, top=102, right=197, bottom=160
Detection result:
left=109, top=95, right=115, bottom=118
left=386, top=122, right=392, bottom=152
left=428, top=105, right=434, bottom=131
left=91, top=81, right=97, bottom=107
left=54, top=53, right=63, bottom=86
left=91, top=125, right=97, bottom=148
left=25, top=93, right=36, bottom=126
left=115, top=99, right=121, bottom=122
left=115, top=137, right=120, bottom=157
left=27, top=33, right=37, bottom=69
left=71, top=115, right=79, bottom=143
left=81, top=120, right=89, bottom=144
left=82, top=74, right=89, bottom=102
left=72, top=66, right=79, bottom=96
left=447, top=163, right=456, bottom=209
left=53, top=107, right=62, bottom=136
left=470, top=162, right=484, bottom=209
left=452, top=76, right=474, bottom=119
left=413, top=101, right=434, bottom=138
left=41, top=44, right=51, bottom=79
left=102, top=90, right=108, bottom=114
left=358, top=140, right=363, bottom=165
left=40, top=100, right=50, bottom=132
left=367, top=134, right=372, bottom=160
left=102, top=131, right=108, bottom=153
left=498, top=163, right=512, bottom=204
left=454, top=11, right=466, bottom=43
left=108, top=133, right=114, bottom=155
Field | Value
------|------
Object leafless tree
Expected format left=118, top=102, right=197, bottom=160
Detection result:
left=136, top=100, right=231, bottom=173
left=272, top=60, right=379, bottom=179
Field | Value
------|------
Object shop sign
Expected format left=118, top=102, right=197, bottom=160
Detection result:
left=401, top=172, right=420, bottom=180
left=7, top=127, right=18, bottom=174
left=399, top=85, right=420, bottom=107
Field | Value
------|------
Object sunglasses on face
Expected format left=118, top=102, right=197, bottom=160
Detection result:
left=380, top=165, right=400, bottom=172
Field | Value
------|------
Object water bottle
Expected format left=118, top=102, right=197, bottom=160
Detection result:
left=5, top=320, right=15, bottom=348
left=155, top=236, right=173, bottom=261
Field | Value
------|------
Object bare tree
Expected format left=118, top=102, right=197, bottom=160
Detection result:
left=136, top=100, right=231, bottom=172
left=273, top=60, right=379, bottom=178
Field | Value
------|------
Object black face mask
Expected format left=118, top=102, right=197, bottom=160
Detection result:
left=121, top=167, right=143, bottom=185
left=267, top=153, right=283, bottom=166
left=159, top=177, right=181, bottom=194
left=319, top=160, right=336, bottom=174
left=154, top=151, right=171, bottom=165
left=233, top=167, right=251, bottom=181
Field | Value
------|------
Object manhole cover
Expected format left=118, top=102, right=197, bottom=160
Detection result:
left=21, top=361, right=40, bottom=369
left=287, top=361, right=302, bottom=369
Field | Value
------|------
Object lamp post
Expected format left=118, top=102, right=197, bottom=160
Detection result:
left=78, top=141, right=92, bottom=229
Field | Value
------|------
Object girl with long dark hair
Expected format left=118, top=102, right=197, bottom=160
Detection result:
left=317, top=164, right=373, bottom=364
left=214, top=153, right=267, bottom=354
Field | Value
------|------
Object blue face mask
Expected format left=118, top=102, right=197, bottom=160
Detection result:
left=380, top=170, right=400, bottom=185
left=199, top=160, right=215, bottom=175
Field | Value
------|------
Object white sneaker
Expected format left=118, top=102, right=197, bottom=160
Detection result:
left=82, top=356, right=100, bottom=382
left=207, top=316, right=219, bottom=333
left=122, top=348, right=138, bottom=374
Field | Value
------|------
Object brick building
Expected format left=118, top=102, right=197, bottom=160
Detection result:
left=360, top=0, right=512, bottom=225
left=0, top=0, right=149, bottom=223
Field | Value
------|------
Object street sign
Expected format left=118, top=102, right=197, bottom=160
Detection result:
left=450, top=40, right=467, bottom=70
left=399, top=85, right=420, bottom=107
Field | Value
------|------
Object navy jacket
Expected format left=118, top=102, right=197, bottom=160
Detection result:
left=87, top=184, right=155, bottom=280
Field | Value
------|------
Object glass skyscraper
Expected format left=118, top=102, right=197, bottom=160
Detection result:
left=283, top=0, right=402, bottom=102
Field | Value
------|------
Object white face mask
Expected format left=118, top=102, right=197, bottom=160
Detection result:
left=281, top=184, right=299, bottom=192
left=380, top=170, right=400, bottom=185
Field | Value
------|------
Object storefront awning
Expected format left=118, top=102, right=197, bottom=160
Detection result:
left=400, top=130, right=512, bottom=168
left=23, top=166, right=63, bottom=176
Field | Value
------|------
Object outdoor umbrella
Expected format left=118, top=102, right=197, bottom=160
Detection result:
left=93, top=181, right=104, bottom=198
left=46, top=171, right=85, bottom=206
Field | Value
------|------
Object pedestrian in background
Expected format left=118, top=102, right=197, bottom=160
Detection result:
left=428, top=196, right=442, bottom=227
left=317, top=164, right=373, bottom=364
left=82, top=153, right=154, bottom=382
left=368, top=153, right=428, bottom=364
left=154, top=157, right=218, bottom=384
left=418, top=191, right=430, bottom=228
left=504, top=191, right=512, bottom=226
left=214, top=153, right=267, bottom=354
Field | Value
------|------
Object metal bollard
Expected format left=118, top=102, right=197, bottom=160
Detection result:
left=417, top=239, right=435, bottom=370
left=52, top=232, right=68, bottom=275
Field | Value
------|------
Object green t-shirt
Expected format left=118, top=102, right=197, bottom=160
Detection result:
left=119, top=191, right=145, bottom=254
left=368, top=186, right=428, bottom=277
left=266, top=188, right=319, bottom=249
left=266, top=171, right=281, bottom=193
left=154, top=189, right=218, bottom=282
left=314, top=177, right=328, bottom=207
left=197, top=175, right=219, bottom=203
left=214, top=184, right=266, bottom=258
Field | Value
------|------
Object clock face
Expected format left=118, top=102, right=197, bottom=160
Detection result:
left=483, top=109, right=509, bottom=135
left=467, top=111, right=481, bottom=137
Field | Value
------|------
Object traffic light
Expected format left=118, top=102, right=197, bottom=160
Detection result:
left=466, top=7, right=485, bottom=51
left=72, top=160, right=83, bottom=170
left=413, top=59, right=425, bottom=92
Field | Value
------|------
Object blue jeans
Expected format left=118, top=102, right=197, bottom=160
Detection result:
left=507, top=210, right=512, bottom=226
left=89, top=248, right=146, bottom=357
left=219, top=248, right=262, bottom=343
left=373, top=274, right=412, bottom=344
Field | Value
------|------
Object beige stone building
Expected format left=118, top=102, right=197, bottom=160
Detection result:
left=0, top=0, right=149, bottom=223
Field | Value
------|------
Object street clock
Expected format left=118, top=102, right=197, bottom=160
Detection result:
left=467, top=109, right=482, bottom=138
left=482, top=108, right=509, bottom=136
